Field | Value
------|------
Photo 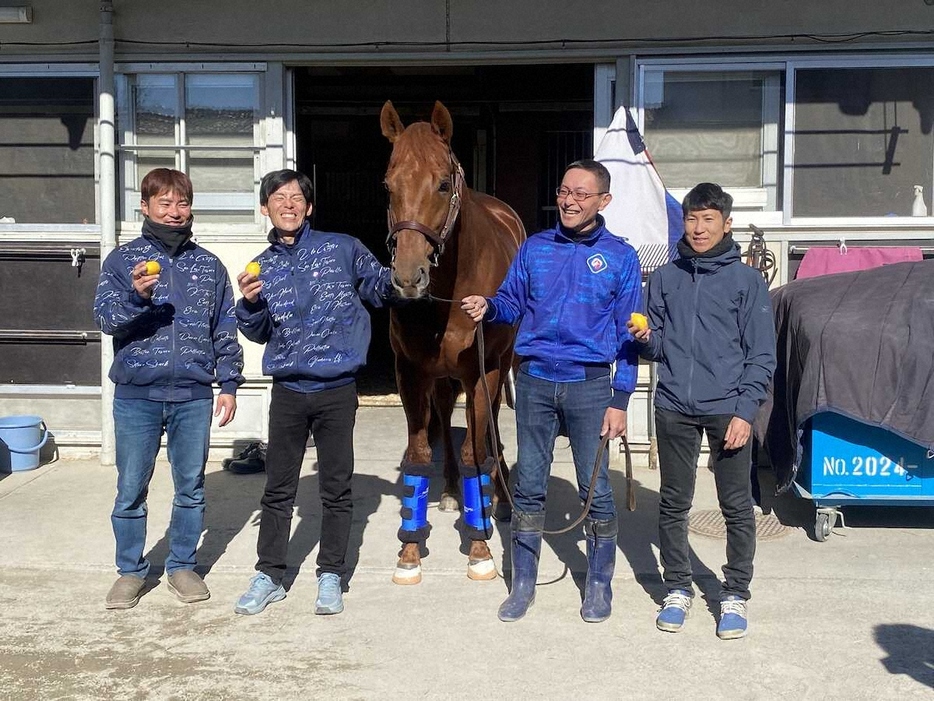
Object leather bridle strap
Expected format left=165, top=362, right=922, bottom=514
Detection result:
left=386, top=153, right=465, bottom=260
left=389, top=219, right=446, bottom=250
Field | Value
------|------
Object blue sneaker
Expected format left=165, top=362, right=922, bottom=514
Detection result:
left=656, top=589, right=693, bottom=632
left=717, top=595, right=748, bottom=639
left=234, top=572, right=286, bottom=615
left=315, top=572, right=344, bottom=615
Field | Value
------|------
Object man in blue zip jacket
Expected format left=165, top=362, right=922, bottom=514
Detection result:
left=629, top=182, right=776, bottom=640
left=233, top=169, right=394, bottom=617
left=463, top=159, right=642, bottom=623
left=94, top=168, right=244, bottom=610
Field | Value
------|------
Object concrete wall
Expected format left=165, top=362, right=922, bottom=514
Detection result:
left=1, top=1, right=931, bottom=59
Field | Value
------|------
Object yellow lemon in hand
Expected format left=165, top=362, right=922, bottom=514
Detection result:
left=145, top=260, right=161, bottom=275
left=245, top=261, right=261, bottom=277
left=629, top=312, right=648, bottom=332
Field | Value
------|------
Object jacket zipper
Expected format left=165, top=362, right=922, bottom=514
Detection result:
left=553, top=241, right=575, bottom=377
left=168, top=251, right=177, bottom=402
left=687, top=258, right=700, bottom=412
left=287, top=246, right=307, bottom=360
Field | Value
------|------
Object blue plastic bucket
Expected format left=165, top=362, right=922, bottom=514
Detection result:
left=0, top=415, right=49, bottom=472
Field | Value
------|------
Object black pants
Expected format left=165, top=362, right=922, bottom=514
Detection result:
left=655, top=408, right=756, bottom=600
left=256, top=382, right=358, bottom=583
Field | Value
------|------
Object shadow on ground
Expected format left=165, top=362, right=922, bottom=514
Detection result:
left=875, top=623, right=934, bottom=689
left=144, top=456, right=398, bottom=594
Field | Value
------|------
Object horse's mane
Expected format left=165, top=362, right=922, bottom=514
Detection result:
left=386, top=122, right=451, bottom=174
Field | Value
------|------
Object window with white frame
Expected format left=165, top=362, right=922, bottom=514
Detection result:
left=791, top=66, right=934, bottom=219
left=639, top=66, right=783, bottom=212
left=118, top=71, right=262, bottom=223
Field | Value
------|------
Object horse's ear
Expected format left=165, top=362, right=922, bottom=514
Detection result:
left=380, top=100, right=405, bottom=143
left=430, top=101, right=453, bottom=144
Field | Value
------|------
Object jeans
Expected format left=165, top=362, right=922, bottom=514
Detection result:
left=655, top=408, right=756, bottom=600
left=256, top=382, right=357, bottom=583
left=112, top=397, right=212, bottom=578
left=513, top=372, right=615, bottom=521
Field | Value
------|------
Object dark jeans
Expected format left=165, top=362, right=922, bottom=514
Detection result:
left=256, top=382, right=358, bottom=583
left=513, top=372, right=615, bottom=521
left=655, top=407, right=756, bottom=600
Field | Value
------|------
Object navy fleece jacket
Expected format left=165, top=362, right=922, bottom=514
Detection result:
left=94, top=232, right=244, bottom=401
left=236, top=221, right=393, bottom=393
left=640, top=241, right=776, bottom=422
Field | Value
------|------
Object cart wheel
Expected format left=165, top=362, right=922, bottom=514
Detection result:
left=815, top=511, right=832, bottom=542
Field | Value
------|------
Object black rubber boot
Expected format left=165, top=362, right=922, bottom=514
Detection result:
left=497, top=511, right=545, bottom=622
left=580, top=516, right=617, bottom=623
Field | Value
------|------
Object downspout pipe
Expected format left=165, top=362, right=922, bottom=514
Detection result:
left=99, top=0, right=116, bottom=465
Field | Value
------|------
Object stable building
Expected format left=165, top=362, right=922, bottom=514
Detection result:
left=1, top=1, right=932, bottom=460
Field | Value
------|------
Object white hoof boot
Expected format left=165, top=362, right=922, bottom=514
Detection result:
left=392, top=562, right=422, bottom=585
left=467, top=558, right=497, bottom=581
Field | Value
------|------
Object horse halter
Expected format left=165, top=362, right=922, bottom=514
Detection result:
left=385, top=152, right=465, bottom=267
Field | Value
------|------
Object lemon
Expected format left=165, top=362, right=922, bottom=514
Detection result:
left=245, top=261, right=261, bottom=277
left=145, top=260, right=161, bottom=275
left=629, top=312, right=648, bottom=331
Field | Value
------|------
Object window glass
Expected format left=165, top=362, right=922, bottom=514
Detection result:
left=642, top=69, right=782, bottom=210
left=135, top=74, right=176, bottom=145
left=188, top=150, right=255, bottom=193
left=133, top=74, right=177, bottom=174
left=0, top=77, right=95, bottom=224
left=793, top=67, right=934, bottom=217
left=185, top=74, right=256, bottom=147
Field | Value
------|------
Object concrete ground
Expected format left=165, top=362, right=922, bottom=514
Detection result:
left=1, top=405, right=933, bottom=700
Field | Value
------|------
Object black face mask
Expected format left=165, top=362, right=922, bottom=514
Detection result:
left=677, top=231, right=736, bottom=260
left=141, top=217, right=194, bottom=258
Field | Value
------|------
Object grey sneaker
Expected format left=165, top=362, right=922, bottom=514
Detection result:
left=106, top=574, right=146, bottom=610
left=167, top=569, right=210, bottom=603
left=234, top=572, right=286, bottom=615
left=314, top=572, right=344, bottom=615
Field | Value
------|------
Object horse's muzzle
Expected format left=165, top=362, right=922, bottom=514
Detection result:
left=391, top=267, right=429, bottom=299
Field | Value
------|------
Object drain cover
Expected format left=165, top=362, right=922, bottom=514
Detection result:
left=688, top=509, right=790, bottom=541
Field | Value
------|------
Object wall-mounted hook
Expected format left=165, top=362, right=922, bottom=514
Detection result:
left=70, top=247, right=87, bottom=269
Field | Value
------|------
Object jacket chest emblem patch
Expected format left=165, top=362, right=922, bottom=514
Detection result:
left=586, top=253, right=608, bottom=274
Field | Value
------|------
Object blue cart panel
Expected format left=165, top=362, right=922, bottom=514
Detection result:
left=795, top=412, right=934, bottom=539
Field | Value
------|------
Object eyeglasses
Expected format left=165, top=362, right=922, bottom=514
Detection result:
left=555, top=187, right=608, bottom=202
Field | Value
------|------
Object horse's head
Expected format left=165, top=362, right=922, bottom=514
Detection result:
left=381, top=100, right=464, bottom=300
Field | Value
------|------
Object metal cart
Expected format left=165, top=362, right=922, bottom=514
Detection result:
left=794, top=411, right=934, bottom=541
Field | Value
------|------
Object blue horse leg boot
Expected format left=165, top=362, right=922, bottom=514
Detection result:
left=394, top=459, right=432, bottom=585
left=581, top=516, right=618, bottom=623
left=397, top=459, right=432, bottom=544
left=498, top=511, right=545, bottom=622
left=462, top=457, right=497, bottom=580
left=461, top=456, right=495, bottom=541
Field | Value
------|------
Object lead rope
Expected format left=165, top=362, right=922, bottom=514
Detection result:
left=429, top=293, right=636, bottom=536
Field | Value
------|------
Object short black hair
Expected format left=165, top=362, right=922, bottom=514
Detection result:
left=259, top=169, right=315, bottom=207
left=564, top=159, right=611, bottom=193
left=682, top=182, right=733, bottom=219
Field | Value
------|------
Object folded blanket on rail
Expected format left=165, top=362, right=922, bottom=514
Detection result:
left=758, top=259, right=934, bottom=493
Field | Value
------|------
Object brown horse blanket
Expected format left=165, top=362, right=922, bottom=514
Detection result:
left=758, top=260, right=934, bottom=492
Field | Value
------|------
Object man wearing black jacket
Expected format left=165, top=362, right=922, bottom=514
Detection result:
left=629, top=183, right=776, bottom=640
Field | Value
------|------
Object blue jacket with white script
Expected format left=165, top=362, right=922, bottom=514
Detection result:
left=639, top=241, right=776, bottom=423
left=484, top=214, right=643, bottom=410
left=94, top=233, right=245, bottom=401
left=235, top=221, right=393, bottom=393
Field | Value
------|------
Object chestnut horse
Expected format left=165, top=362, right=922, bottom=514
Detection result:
left=381, top=101, right=525, bottom=584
